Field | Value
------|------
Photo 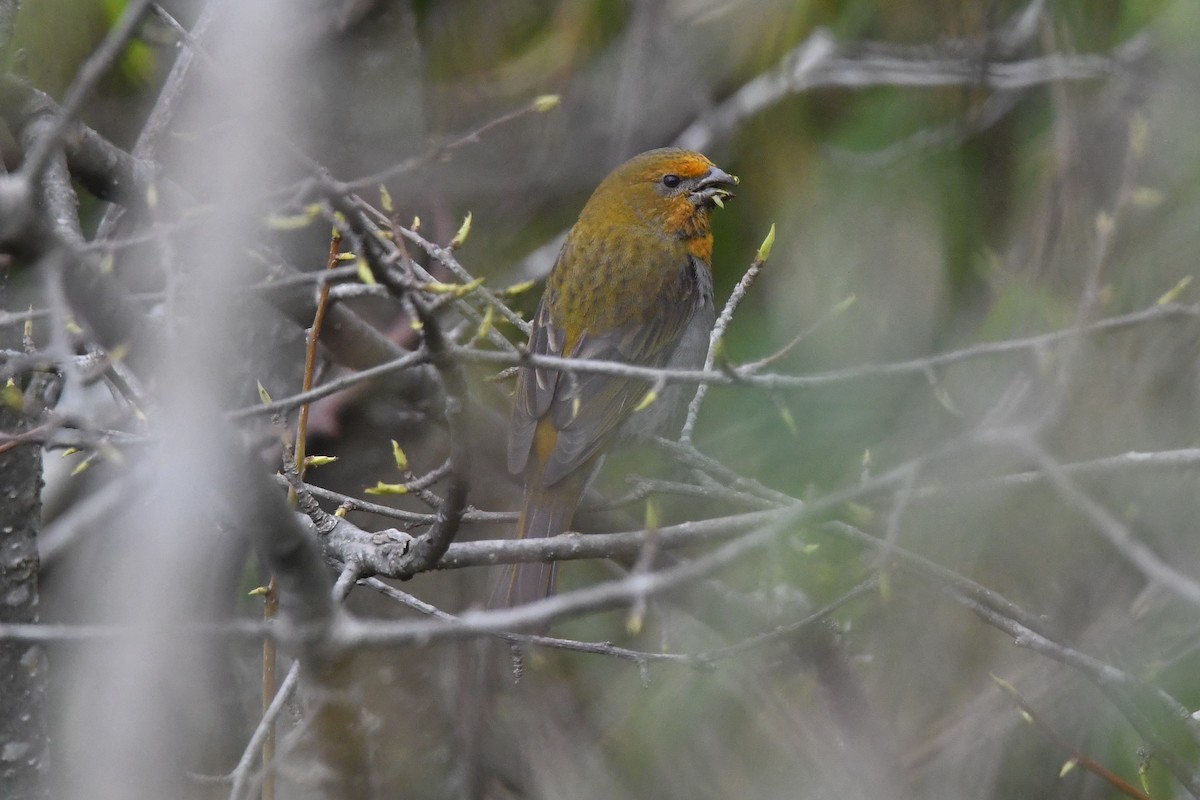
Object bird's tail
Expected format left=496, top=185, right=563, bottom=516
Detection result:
left=493, top=478, right=583, bottom=609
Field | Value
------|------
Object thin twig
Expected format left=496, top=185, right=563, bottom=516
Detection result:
left=16, top=286, right=1186, bottom=425
left=382, top=298, right=469, bottom=574
left=676, top=28, right=1149, bottom=152
left=340, top=95, right=557, bottom=194
left=991, top=676, right=1153, bottom=800
left=19, top=0, right=155, bottom=183
left=961, top=593, right=1200, bottom=795
left=94, top=0, right=219, bottom=239
left=681, top=227, right=772, bottom=442
left=1016, top=436, right=1200, bottom=608
left=272, top=473, right=512, bottom=526
left=259, top=228, right=341, bottom=800
left=228, top=661, right=300, bottom=800
left=361, top=574, right=874, bottom=668
left=448, top=300, right=1200, bottom=391
left=392, top=220, right=531, bottom=338
left=228, top=349, right=428, bottom=420
left=911, top=447, right=1200, bottom=498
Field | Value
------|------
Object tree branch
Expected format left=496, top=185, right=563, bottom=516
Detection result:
left=18, top=0, right=155, bottom=183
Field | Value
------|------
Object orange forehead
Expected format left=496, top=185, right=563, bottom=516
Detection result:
left=609, top=148, right=715, bottom=182
left=579, top=147, right=726, bottom=233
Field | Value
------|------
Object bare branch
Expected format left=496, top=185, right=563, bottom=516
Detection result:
left=0, top=0, right=20, bottom=53
left=681, top=227, right=771, bottom=442
left=1017, top=436, right=1200, bottom=608
left=18, top=0, right=156, bottom=184
left=339, top=95, right=559, bottom=194
left=228, top=349, right=429, bottom=421
left=227, top=662, right=300, bottom=800
left=677, top=28, right=1150, bottom=152
left=93, top=1, right=219, bottom=239
left=432, top=510, right=779, bottom=571
left=451, top=301, right=1200, bottom=391
left=961, top=594, right=1200, bottom=795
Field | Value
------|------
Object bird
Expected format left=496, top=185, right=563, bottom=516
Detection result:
left=500, top=147, right=737, bottom=608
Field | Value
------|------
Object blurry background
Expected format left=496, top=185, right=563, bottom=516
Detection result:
left=4, top=0, right=1200, bottom=798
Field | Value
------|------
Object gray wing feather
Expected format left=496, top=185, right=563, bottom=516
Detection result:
left=509, top=254, right=712, bottom=486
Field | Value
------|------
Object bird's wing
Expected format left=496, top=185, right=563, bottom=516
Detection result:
left=508, top=295, right=562, bottom=474
left=508, top=254, right=709, bottom=486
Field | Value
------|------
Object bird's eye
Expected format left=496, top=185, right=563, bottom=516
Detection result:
left=661, top=174, right=681, bottom=188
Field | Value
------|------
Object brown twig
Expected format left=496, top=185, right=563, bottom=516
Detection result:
left=991, top=676, right=1152, bottom=800
left=260, top=227, right=342, bottom=800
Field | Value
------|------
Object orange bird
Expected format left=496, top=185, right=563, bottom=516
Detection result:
left=503, top=148, right=737, bottom=607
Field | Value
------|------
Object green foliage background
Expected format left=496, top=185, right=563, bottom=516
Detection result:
left=7, top=1, right=1200, bottom=798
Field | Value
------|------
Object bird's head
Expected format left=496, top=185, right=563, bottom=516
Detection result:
left=579, top=148, right=738, bottom=241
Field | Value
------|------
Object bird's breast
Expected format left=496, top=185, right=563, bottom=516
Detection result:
left=550, top=226, right=702, bottom=331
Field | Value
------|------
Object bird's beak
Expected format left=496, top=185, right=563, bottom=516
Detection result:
left=690, top=166, right=739, bottom=209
